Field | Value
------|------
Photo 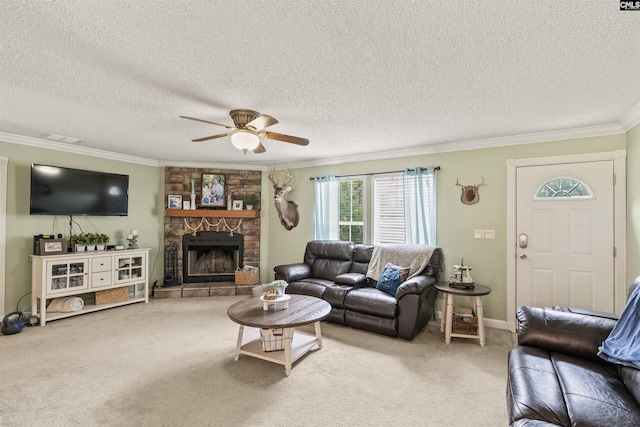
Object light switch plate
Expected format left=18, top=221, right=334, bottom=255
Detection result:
left=474, top=229, right=485, bottom=239
left=485, top=229, right=496, bottom=239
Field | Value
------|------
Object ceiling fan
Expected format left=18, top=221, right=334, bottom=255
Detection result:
left=179, top=109, right=309, bottom=153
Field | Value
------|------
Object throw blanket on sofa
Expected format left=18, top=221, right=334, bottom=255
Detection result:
left=366, top=244, right=439, bottom=281
left=598, top=285, right=640, bottom=368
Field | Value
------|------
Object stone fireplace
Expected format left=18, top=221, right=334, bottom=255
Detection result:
left=182, top=231, right=243, bottom=283
left=157, top=167, right=262, bottom=298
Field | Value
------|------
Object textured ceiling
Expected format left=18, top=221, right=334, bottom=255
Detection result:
left=1, top=1, right=639, bottom=168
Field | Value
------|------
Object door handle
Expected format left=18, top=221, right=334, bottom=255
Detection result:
left=519, top=254, right=527, bottom=260
left=519, top=233, right=528, bottom=249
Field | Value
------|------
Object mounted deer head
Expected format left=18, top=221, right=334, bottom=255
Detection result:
left=268, top=168, right=299, bottom=230
left=456, top=176, right=485, bottom=205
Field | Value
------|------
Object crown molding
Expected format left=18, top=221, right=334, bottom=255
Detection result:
left=271, top=122, right=626, bottom=169
left=0, top=132, right=161, bottom=167
left=620, top=101, right=640, bottom=132
left=0, top=120, right=630, bottom=171
left=158, top=160, right=270, bottom=171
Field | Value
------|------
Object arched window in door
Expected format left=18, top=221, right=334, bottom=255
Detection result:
left=534, top=177, right=593, bottom=200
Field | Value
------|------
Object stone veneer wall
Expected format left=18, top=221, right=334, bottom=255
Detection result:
left=164, top=167, right=261, bottom=284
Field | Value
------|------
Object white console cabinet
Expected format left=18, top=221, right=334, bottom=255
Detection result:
left=31, top=249, right=149, bottom=325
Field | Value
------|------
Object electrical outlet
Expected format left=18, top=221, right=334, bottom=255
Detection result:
left=474, top=229, right=485, bottom=239
left=485, top=229, right=496, bottom=239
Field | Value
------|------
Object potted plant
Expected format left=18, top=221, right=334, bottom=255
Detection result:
left=68, top=234, right=88, bottom=252
left=243, top=194, right=256, bottom=210
left=85, top=233, right=99, bottom=251
left=96, top=233, right=110, bottom=250
left=271, top=279, right=288, bottom=297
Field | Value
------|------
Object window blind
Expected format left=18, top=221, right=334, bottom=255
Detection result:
left=373, top=174, right=405, bottom=244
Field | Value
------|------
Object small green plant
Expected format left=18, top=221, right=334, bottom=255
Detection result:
left=271, top=280, right=288, bottom=288
left=85, top=233, right=98, bottom=245
left=97, top=233, right=110, bottom=244
left=243, top=194, right=256, bottom=206
left=69, top=234, right=88, bottom=245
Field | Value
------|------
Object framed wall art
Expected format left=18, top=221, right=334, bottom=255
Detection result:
left=168, top=194, right=182, bottom=209
left=201, top=174, right=225, bottom=207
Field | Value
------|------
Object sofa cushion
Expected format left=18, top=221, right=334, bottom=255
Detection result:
left=509, top=345, right=640, bottom=426
left=323, top=284, right=352, bottom=308
left=344, top=287, right=397, bottom=318
left=553, top=352, right=640, bottom=426
left=507, top=346, right=571, bottom=426
left=375, top=263, right=410, bottom=295
left=619, top=365, right=640, bottom=404
left=350, top=244, right=374, bottom=274
left=345, top=310, right=397, bottom=337
left=286, top=279, right=332, bottom=298
left=304, top=241, right=355, bottom=281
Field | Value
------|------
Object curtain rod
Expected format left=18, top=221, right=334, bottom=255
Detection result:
left=308, top=166, right=440, bottom=181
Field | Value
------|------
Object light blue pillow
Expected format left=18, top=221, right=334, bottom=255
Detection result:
left=376, top=263, right=409, bottom=296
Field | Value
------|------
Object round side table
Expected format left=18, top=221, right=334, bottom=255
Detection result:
left=435, top=283, right=492, bottom=346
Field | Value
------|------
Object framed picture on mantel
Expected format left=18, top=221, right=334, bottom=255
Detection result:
left=168, top=194, right=182, bottom=209
left=201, top=174, right=225, bottom=208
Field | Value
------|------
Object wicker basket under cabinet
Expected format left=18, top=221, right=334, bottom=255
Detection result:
left=95, top=287, right=128, bottom=305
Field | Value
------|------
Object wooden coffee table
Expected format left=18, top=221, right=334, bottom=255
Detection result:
left=227, top=294, right=331, bottom=376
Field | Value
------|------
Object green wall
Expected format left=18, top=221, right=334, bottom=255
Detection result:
left=3, top=126, right=639, bottom=323
left=262, top=133, right=629, bottom=322
left=1, top=140, right=163, bottom=313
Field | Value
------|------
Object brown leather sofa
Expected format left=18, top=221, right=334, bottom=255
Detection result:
left=507, top=304, right=640, bottom=426
left=273, top=240, right=442, bottom=340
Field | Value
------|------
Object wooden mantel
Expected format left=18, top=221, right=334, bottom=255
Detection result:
left=165, top=209, right=260, bottom=218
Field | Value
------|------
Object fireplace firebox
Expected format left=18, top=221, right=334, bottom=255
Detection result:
left=182, top=231, right=243, bottom=283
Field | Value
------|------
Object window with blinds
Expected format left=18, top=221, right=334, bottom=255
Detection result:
left=373, top=173, right=405, bottom=244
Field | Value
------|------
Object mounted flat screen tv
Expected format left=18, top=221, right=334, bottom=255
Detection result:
left=30, top=164, right=129, bottom=216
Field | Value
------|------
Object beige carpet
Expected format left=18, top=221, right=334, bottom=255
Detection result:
left=0, top=296, right=514, bottom=426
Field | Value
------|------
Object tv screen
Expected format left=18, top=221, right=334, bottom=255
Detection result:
left=30, top=164, right=129, bottom=216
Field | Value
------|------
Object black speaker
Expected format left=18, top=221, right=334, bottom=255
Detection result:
left=33, top=234, right=55, bottom=255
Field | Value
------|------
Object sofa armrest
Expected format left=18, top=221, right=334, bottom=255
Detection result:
left=395, top=275, right=435, bottom=299
left=274, top=263, right=311, bottom=282
left=517, top=306, right=617, bottom=362
left=334, top=273, right=368, bottom=287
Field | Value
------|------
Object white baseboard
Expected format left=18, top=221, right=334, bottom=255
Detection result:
left=435, top=309, right=512, bottom=332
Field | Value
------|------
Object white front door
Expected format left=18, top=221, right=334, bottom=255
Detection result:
left=516, top=161, right=614, bottom=312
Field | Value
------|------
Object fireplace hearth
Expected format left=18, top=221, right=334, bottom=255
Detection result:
left=182, top=231, right=244, bottom=283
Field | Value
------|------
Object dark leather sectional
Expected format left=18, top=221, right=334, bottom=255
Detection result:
left=507, top=303, right=640, bottom=426
left=273, top=240, right=442, bottom=340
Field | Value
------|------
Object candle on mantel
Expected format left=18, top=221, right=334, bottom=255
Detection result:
left=127, top=234, right=133, bottom=240
left=131, top=229, right=138, bottom=236
left=191, top=179, right=195, bottom=194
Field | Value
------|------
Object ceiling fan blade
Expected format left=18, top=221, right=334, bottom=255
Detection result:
left=192, top=132, right=229, bottom=142
left=246, top=114, right=278, bottom=131
left=259, top=131, right=309, bottom=146
left=253, top=142, right=267, bottom=153
left=180, top=116, right=234, bottom=129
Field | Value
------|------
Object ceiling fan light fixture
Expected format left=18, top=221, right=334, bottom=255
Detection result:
left=230, top=129, right=260, bottom=153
